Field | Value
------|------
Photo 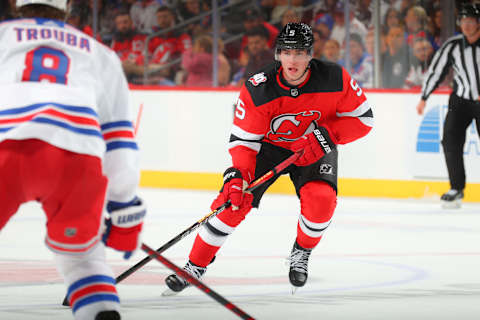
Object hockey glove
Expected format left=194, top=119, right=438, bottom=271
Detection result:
left=210, top=167, right=252, bottom=211
left=291, top=127, right=336, bottom=166
left=102, top=197, right=146, bottom=259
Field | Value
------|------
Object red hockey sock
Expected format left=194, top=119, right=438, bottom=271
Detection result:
left=188, top=234, right=220, bottom=267
left=296, top=181, right=337, bottom=249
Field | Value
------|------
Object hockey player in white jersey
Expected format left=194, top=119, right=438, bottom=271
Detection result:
left=0, top=1, right=146, bottom=320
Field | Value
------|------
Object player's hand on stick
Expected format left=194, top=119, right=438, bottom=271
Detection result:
left=102, top=197, right=146, bottom=259
left=210, top=167, right=253, bottom=212
left=291, top=127, right=336, bottom=166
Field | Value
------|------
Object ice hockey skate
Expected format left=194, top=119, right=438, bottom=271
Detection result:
left=441, top=189, right=464, bottom=209
left=287, top=241, right=312, bottom=294
left=95, top=310, right=120, bottom=320
left=162, top=260, right=207, bottom=296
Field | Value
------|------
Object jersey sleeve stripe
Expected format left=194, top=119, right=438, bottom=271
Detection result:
left=230, top=124, right=264, bottom=140
left=105, top=141, right=138, bottom=151
left=228, top=139, right=261, bottom=153
left=101, top=121, right=137, bottom=151
left=0, top=102, right=98, bottom=117
left=336, top=100, right=371, bottom=118
left=102, top=130, right=134, bottom=140
left=335, top=100, right=374, bottom=127
left=32, top=117, right=103, bottom=137
left=100, top=120, right=134, bottom=131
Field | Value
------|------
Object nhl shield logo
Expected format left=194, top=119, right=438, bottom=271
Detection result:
left=290, top=88, right=299, bottom=97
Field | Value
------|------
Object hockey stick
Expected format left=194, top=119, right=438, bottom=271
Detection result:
left=62, top=151, right=299, bottom=306
left=141, top=243, right=255, bottom=320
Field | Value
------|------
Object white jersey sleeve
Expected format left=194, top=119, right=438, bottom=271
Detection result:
left=0, top=18, right=139, bottom=203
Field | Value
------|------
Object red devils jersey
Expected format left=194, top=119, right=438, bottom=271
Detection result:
left=148, top=32, right=191, bottom=64
left=229, top=59, right=374, bottom=178
left=111, top=33, right=147, bottom=62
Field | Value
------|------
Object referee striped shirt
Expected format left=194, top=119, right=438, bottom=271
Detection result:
left=422, top=34, right=480, bottom=101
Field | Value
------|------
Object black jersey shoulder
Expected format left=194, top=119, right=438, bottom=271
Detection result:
left=244, top=59, right=344, bottom=107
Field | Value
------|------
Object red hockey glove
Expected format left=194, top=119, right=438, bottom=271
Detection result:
left=102, top=197, right=146, bottom=259
left=211, top=167, right=252, bottom=211
left=291, top=127, right=336, bottom=166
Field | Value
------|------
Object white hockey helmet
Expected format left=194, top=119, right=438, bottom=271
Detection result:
left=16, top=0, right=67, bottom=11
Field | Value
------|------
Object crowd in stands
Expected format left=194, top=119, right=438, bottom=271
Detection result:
left=1, top=0, right=463, bottom=89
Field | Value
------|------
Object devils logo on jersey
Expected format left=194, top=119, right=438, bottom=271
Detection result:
left=266, top=111, right=321, bottom=142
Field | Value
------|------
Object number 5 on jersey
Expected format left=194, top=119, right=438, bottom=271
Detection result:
left=235, top=99, right=246, bottom=120
left=350, top=79, right=363, bottom=97
left=22, top=46, right=70, bottom=84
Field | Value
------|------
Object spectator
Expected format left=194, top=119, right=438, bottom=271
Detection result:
left=404, top=5, right=437, bottom=51
left=67, top=6, right=102, bottom=41
left=382, top=25, right=410, bottom=88
left=275, top=6, right=302, bottom=30
left=404, top=37, right=434, bottom=89
left=230, top=47, right=250, bottom=87
left=397, top=0, right=417, bottom=19
left=177, top=0, right=207, bottom=37
left=180, top=34, right=230, bottom=87
left=355, top=0, right=372, bottom=27
left=242, top=26, right=275, bottom=82
left=270, top=0, right=304, bottom=23
left=86, top=0, right=117, bottom=42
left=339, top=33, right=373, bottom=88
left=217, top=39, right=232, bottom=87
left=110, top=10, right=147, bottom=82
left=430, top=4, right=444, bottom=48
left=241, top=8, right=279, bottom=53
left=147, top=6, right=192, bottom=83
left=117, top=0, right=137, bottom=11
left=312, top=12, right=334, bottom=40
left=330, top=1, right=368, bottom=47
left=130, top=0, right=160, bottom=33
left=1, top=0, right=17, bottom=20
left=312, top=0, right=337, bottom=16
left=312, top=28, right=327, bottom=59
left=365, top=27, right=386, bottom=59
left=322, top=38, right=341, bottom=63
left=382, top=7, right=402, bottom=36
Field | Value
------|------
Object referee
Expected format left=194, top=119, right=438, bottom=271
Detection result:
left=416, top=3, right=480, bottom=208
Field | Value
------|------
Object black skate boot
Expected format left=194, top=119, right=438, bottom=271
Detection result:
left=163, top=260, right=207, bottom=296
left=288, top=241, right=312, bottom=294
left=95, top=310, right=120, bottom=320
left=441, top=189, right=464, bottom=209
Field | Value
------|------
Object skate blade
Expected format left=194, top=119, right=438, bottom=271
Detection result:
left=442, top=200, right=462, bottom=209
left=162, top=288, right=179, bottom=297
left=291, top=286, right=299, bottom=295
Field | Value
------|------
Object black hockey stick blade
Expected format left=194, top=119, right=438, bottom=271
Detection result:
left=61, top=151, right=300, bottom=306
left=141, top=243, right=256, bottom=320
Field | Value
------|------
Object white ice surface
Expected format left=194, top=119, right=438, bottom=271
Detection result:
left=1, top=188, right=480, bottom=320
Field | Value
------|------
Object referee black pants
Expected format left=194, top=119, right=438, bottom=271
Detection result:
left=442, top=94, right=480, bottom=190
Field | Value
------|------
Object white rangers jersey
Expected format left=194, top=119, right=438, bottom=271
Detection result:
left=0, top=18, right=139, bottom=203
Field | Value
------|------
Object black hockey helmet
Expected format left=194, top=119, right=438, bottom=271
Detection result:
left=458, top=3, right=480, bottom=20
left=275, top=22, right=314, bottom=58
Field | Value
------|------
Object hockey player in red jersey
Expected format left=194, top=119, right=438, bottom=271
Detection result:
left=0, top=1, right=146, bottom=319
left=165, top=22, right=373, bottom=293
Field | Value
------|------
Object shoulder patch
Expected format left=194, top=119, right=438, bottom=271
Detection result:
left=248, top=72, right=267, bottom=86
